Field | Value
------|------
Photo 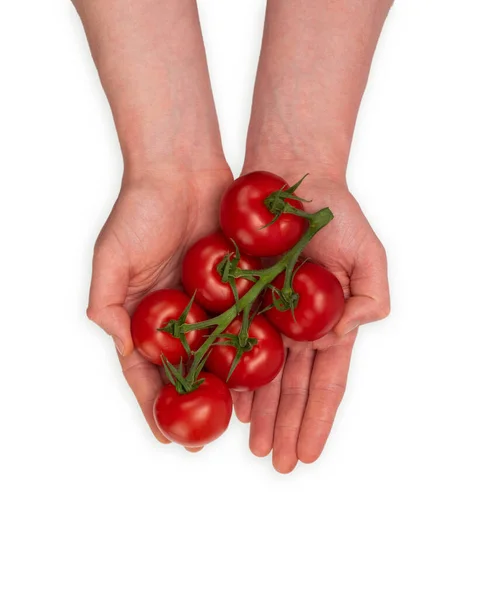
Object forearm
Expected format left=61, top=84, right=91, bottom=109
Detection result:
left=73, top=0, right=224, bottom=176
left=245, top=0, right=394, bottom=178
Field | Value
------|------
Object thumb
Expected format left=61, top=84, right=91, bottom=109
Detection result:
left=87, top=240, right=134, bottom=356
left=335, top=242, right=390, bottom=336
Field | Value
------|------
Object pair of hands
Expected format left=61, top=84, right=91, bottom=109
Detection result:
left=87, top=164, right=389, bottom=472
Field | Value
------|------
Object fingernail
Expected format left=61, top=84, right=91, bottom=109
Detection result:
left=113, top=336, right=124, bottom=356
left=342, top=321, right=360, bottom=336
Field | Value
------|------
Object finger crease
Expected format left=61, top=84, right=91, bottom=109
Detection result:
left=122, top=361, right=154, bottom=376
left=310, top=382, right=346, bottom=396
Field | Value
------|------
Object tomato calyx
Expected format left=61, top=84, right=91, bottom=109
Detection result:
left=265, top=286, right=300, bottom=314
left=213, top=307, right=259, bottom=381
left=216, top=240, right=241, bottom=283
left=216, top=239, right=259, bottom=304
left=215, top=333, right=258, bottom=382
left=162, top=352, right=211, bottom=394
left=263, top=173, right=313, bottom=226
left=157, top=292, right=197, bottom=357
left=261, top=256, right=309, bottom=317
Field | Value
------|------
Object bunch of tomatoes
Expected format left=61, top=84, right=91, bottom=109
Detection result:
left=131, top=171, right=345, bottom=448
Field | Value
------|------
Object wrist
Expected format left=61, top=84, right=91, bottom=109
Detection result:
left=244, top=109, right=351, bottom=183
left=118, top=114, right=227, bottom=181
left=118, top=123, right=229, bottom=180
left=243, top=134, right=348, bottom=184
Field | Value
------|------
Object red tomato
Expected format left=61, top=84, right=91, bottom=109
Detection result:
left=220, top=171, right=307, bottom=257
left=131, top=289, right=207, bottom=365
left=264, top=262, right=345, bottom=341
left=154, top=372, right=233, bottom=447
left=181, top=232, right=262, bottom=313
left=206, top=315, right=285, bottom=391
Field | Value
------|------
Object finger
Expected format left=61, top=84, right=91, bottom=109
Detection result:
left=232, top=390, right=254, bottom=423
left=249, top=362, right=285, bottom=457
left=87, top=239, right=134, bottom=356
left=297, top=333, right=356, bottom=464
left=335, top=241, right=390, bottom=336
left=272, top=347, right=315, bottom=474
left=118, top=349, right=170, bottom=444
left=185, top=446, right=203, bottom=453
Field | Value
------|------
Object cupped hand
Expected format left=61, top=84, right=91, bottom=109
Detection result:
left=233, top=173, right=390, bottom=473
left=87, top=167, right=233, bottom=443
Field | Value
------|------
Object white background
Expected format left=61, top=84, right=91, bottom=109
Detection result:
left=1, top=1, right=478, bottom=598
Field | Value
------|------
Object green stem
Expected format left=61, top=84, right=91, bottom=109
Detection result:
left=184, top=207, right=333, bottom=381
left=238, top=303, right=252, bottom=347
left=231, top=269, right=259, bottom=280
left=282, top=246, right=302, bottom=294
left=283, top=204, right=318, bottom=220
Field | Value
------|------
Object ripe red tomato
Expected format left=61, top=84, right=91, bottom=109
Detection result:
left=206, top=315, right=285, bottom=391
left=131, top=289, right=207, bottom=365
left=181, top=232, right=262, bottom=314
left=154, top=372, right=233, bottom=447
left=220, top=171, right=307, bottom=257
left=264, top=262, right=345, bottom=341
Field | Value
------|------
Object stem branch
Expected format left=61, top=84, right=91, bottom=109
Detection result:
left=184, top=207, right=333, bottom=379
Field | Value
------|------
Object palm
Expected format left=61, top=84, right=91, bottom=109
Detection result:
left=233, top=175, right=389, bottom=472
left=108, top=171, right=232, bottom=309
left=89, top=169, right=233, bottom=442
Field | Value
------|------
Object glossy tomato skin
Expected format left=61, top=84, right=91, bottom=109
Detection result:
left=154, top=372, right=233, bottom=447
left=181, top=231, right=262, bottom=313
left=131, top=289, right=207, bottom=366
left=264, top=262, right=345, bottom=341
left=220, top=171, right=307, bottom=257
left=206, top=315, right=285, bottom=392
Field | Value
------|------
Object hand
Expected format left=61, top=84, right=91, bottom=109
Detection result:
left=87, top=167, right=233, bottom=443
left=233, top=172, right=390, bottom=473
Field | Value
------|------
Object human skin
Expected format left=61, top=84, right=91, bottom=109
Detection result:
left=73, top=0, right=232, bottom=448
left=234, top=0, right=393, bottom=473
left=74, top=0, right=391, bottom=468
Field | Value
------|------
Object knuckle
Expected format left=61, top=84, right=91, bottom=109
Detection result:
left=306, top=383, right=344, bottom=423
left=86, top=305, right=105, bottom=329
left=376, top=298, right=391, bottom=320
left=86, top=305, right=99, bottom=323
left=251, top=408, right=277, bottom=418
left=280, top=385, right=309, bottom=398
left=303, top=412, right=335, bottom=430
left=310, top=381, right=345, bottom=399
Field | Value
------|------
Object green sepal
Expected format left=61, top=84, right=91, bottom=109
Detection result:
left=178, top=291, right=197, bottom=325
left=162, top=355, right=206, bottom=394
left=263, top=173, right=313, bottom=222
left=258, top=303, right=274, bottom=315
left=188, top=349, right=211, bottom=384
left=179, top=331, right=192, bottom=358
left=284, top=173, right=309, bottom=196
left=230, top=277, right=239, bottom=305
left=158, top=292, right=197, bottom=356
left=293, top=256, right=309, bottom=278
left=259, top=213, right=281, bottom=230
left=269, top=285, right=299, bottom=314
left=227, top=349, right=244, bottom=382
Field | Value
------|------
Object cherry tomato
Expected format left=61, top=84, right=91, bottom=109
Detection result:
left=154, top=372, right=233, bottom=447
left=220, top=171, right=307, bottom=257
left=181, top=232, right=262, bottom=314
left=206, top=315, right=285, bottom=391
left=264, top=262, right=345, bottom=341
left=131, top=289, right=207, bottom=366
